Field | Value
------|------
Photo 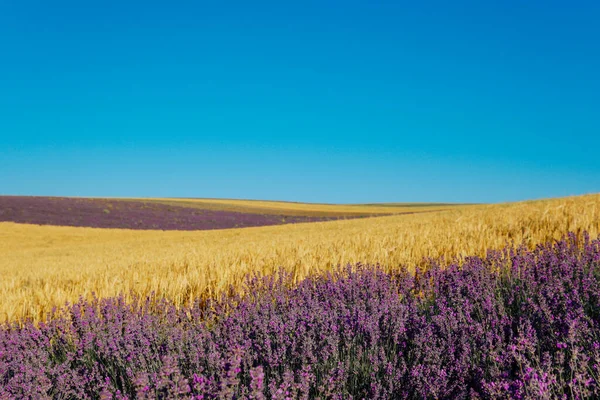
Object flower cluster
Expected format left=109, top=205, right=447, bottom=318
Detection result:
left=1, top=233, right=599, bottom=398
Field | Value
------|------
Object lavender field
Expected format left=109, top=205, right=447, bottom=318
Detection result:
left=2, top=233, right=599, bottom=399
left=0, top=196, right=351, bottom=230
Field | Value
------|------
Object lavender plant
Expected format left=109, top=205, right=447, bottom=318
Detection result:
left=1, top=233, right=599, bottom=399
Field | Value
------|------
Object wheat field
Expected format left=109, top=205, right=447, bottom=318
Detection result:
left=1, top=193, right=598, bottom=323
left=140, top=197, right=460, bottom=217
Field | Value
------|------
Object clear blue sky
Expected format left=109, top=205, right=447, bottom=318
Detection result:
left=1, top=1, right=598, bottom=203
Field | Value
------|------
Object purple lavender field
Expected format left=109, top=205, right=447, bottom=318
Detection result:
left=1, top=233, right=599, bottom=399
left=0, top=196, right=350, bottom=230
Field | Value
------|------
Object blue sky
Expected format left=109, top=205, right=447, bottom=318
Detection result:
left=1, top=1, right=599, bottom=203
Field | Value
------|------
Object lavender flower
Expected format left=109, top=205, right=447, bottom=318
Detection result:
left=1, top=233, right=599, bottom=398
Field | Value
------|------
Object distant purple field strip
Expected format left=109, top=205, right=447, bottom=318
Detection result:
left=0, top=196, right=352, bottom=230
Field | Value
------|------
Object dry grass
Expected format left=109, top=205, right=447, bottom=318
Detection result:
left=1, top=194, right=598, bottom=322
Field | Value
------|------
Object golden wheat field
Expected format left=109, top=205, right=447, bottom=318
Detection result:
left=139, top=197, right=460, bottom=217
left=1, top=193, right=599, bottom=323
